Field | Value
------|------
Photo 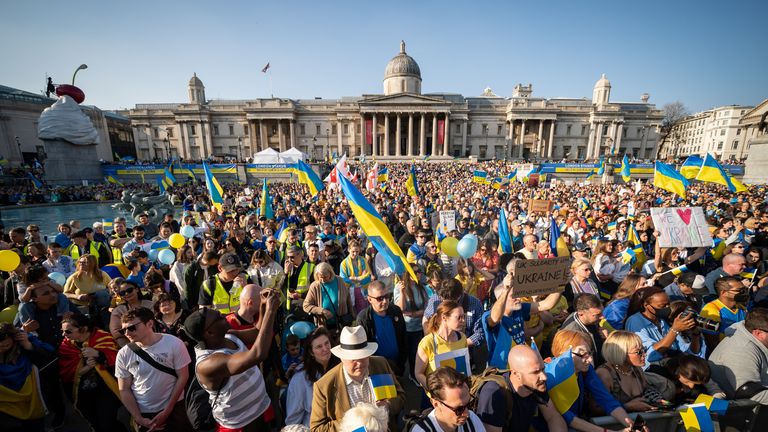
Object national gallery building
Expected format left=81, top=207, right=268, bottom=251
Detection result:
left=122, top=41, right=663, bottom=162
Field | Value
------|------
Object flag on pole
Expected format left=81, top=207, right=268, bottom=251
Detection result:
left=157, top=175, right=166, bottom=194
left=377, top=166, right=389, bottom=182
left=473, top=170, right=488, bottom=184
left=105, top=175, right=124, bottom=187
left=498, top=208, right=512, bottom=254
left=28, top=172, right=43, bottom=189
left=545, top=349, right=579, bottom=414
left=654, top=161, right=689, bottom=198
left=260, top=178, right=274, bottom=220
left=597, top=158, right=606, bottom=176
left=365, top=165, right=378, bottom=192
left=680, top=155, right=703, bottom=179
left=261, top=62, right=270, bottom=73
left=620, top=154, right=631, bottom=183
left=163, top=168, right=177, bottom=187
left=405, top=164, right=419, bottom=197
left=696, top=153, right=747, bottom=192
left=295, top=160, right=325, bottom=197
left=202, top=162, right=224, bottom=211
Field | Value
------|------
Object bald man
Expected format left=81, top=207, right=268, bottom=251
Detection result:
left=705, top=253, right=747, bottom=296
left=475, top=345, right=566, bottom=432
left=225, top=284, right=263, bottom=348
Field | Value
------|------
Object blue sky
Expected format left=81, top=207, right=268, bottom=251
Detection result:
left=3, top=0, right=766, bottom=113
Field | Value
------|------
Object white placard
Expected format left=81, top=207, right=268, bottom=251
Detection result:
left=439, top=211, right=456, bottom=231
left=650, top=207, right=711, bottom=248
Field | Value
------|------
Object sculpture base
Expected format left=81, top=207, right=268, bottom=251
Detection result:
left=743, top=136, right=768, bottom=184
left=41, top=139, right=103, bottom=184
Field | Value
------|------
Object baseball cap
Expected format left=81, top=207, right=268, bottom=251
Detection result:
left=218, top=252, right=241, bottom=272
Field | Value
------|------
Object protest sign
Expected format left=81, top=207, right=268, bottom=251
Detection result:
left=439, top=211, right=456, bottom=231
left=511, top=256, right=570, bottom=298
left=528, top=199, right=553, bottom=213
left=650, top=207, right=710, bottom=248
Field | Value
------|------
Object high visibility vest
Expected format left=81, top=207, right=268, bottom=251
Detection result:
left=286, top=261, right=314, bottom=310
left=110, top=234, right=129, bottom=263
left=68, top=241, right=101, bottom=261
left=203, top=274, right=244, bottom=314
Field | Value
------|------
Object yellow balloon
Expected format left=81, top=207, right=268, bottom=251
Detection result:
left=168, top=233, right=186, bottom=249
left=441, top=237, right=459, bottom=257
left=0, top=250, right=20, bottom=272
left=0, top=304, right=18, bottom=324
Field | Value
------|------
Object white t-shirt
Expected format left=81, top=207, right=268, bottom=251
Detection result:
left=410, top=410, right=486, bottom=432
left=115, top=334, right=190, bottom=413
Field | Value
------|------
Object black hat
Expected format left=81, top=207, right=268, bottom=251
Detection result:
left=71, top=230, right=87, bottom=239
left=183, top=308, right=212, bottom=342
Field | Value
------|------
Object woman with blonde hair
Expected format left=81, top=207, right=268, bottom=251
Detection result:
left=339, top=240, right=372, bottom=314
left=303, top=262, right=354, bottom=333
left=414, top=300, right=468, bottom=390
left=565, top=257, right=599, bottom=306
left=595, top=331, right=656, bottom=412
left=63, top=254, right=112, bottom=310
left=247, top=249, right=285, bottom=289
left=549, top=329, right=634, bottom=431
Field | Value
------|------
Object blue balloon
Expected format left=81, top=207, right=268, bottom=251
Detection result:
left=49, top=272, right=66, bottom=286
left=457, top=235, right=478, bottom=259
left=180, top=225, right=196, bottom=239
left=158, top=249, right=176, bottom=265
left=149, top=249, right=159, bottom=262
left=290, top=321, right=315, bottom=339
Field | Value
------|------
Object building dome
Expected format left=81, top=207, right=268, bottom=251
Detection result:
left=189, top=72, right=204, bottom=87
left=592, top=73, right=611, bottom=106
left=383, top=41, right=422, bottom=95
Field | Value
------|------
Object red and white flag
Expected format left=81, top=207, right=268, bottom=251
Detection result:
left=366, top=164, right=378, bottom=191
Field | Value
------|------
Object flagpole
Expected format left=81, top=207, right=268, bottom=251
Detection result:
left=269, top=67, right=274, bottom=99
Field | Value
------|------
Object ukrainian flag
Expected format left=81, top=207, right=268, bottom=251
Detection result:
left=377, top=167, right=389, bottom=182
left=545, top=349, right=579, bottom=414
left=491, top=177, right=503, bottom=190
left=275, top=220, right=290, bottom=244
left=621, top=247, right=637, bottom=265
left=741, top=268, right=757, bottom=280
left=597, top=158, right=606, bottom=176
left=679, top=404, right=715, bottom=432
left=507, top=169, right=517, bottom=181
left=654, top=161, right=689, bottom=198
left=259, top=178, right=274, bottom=220
left=157, top=175, right=167, bottom=194
left=578, top=198, right=589, bottom=211
left=696, top=153, right=747, bottom=193
left=27, top=172, right=43, bottom=189
left=680, top=155, right=703, bottom=179
left=498, top=208, right=512, bottom=254
left=296, top=160, right=325, bottom=197
left=202, top=162, right=224, bottom=211
left=607, top=221, right=617, bottom=231
left=102, top=219, right=114, bottom=229
left=338, top=174, right=417, bottom=281
left=369, top=374, right=398, bottom=400
left=105, top=175, right=124, bottom=187
left=164, top=168, right=177, bottom=186
left=101, top=263, right=129, bottom=279
left=620, top=154, right=631, bottom=183
left=586, top=170, right=595, bottom=180
left=711, top=238, right=727, bottom=261
left=694, top=393, right=728, bottom=416
left=186, top=167, right=197, bottom=182
left=405, top=164, right=419, bottom=197
left=670, top=264, right=689, bottom=276
left=473, top=170, right=488, bottom=184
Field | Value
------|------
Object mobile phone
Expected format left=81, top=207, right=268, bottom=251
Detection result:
left=630, top=414, right=646, bottom=431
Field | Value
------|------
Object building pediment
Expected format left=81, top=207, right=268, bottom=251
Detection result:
left=740, top=99, right=768, bottom=126
left=360, top=93, right=451, bottom=106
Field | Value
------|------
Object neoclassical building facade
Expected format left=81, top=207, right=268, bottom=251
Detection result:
left=122, top=41, right=663, bottom=161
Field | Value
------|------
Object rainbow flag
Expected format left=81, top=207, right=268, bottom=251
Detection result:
left=545, top=349, right=579, bottom=414
left=369, top=374, right=397, bottom=401
left=694, top=393, right=728, bottom=416
left=679, top=404, right=714, bottom=432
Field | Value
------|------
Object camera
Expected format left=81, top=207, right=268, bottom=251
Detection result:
left=681, top=307, right=720, bottom=333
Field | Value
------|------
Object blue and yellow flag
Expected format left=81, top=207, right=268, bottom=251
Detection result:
left=377, top=167, right=389, bottom=183
left=27, top=172, right=43, bottom=189
left=405, top=164, right=419, bottom=197
left=275, top=219, right=290, bottom=244
left=202, top=162, right=224, bottom=211
left=163, top=168, right=177, bottom=187
left=498, top=208, right=512, bottom=254
left=680, top=155, right=703, bottom=179
left=578, top=198, right=589, bottom=211
left=157, top=175, right=167, bottom=194
left=259, top=178, right=274, bottom=220
left=338, top=174, right=417, bottom=281
left=710, top=239, right=727, bottom=261
left=369, top=374, right=398, bottom=401
left=545, top=349, right=579, bottom=414
left=620, top=154, right=631, bottom=183
left=597, top=158, right=606, bottom=176
left=694, top=393, right=728, bottom=416
left=586, top=170, right=595, bottom=180
left=621, top=247, right=636, bottom=265
left=741, top=268, right=757, bottom=281
left=696, top=153, right=747, bottom=193
left=679, top=404, right=715, bottom=432
left=473, top=170, right=488, bottom=184
left=607, top=221, right=617, bottom=231
left=654, top=161, right=689, bottom=198
left=105, top=175, right=123, bottom=187
left=296, top=160, right=325, bottom=197
left=491, top=177, right=504, bottom=190
left=507, top=169, right=517, bottom=181
left=670, top=264, right=689, bottom=276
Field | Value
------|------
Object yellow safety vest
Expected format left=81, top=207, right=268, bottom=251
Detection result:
left=203, top=274, right=244, bottom=314
left=286, top=261, right=314, bottom=310
left=110, top=234, right=129, bottom=263
left=68, top=241, right=101, bottom=261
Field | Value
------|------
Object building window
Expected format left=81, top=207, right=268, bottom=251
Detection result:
left=213, top=124, right=219, bottom=136
left=271, top=125, right=277, bottom=136
left=229, top=124, right=234, bottom=135
left=357, top=123, right=361, bottom=134
left=736, top=129, right=741, bottom=135
left=153, top=128, right=159, bottom=138
left=190, top=125, right=196, bottom=136
left=454, top=124, right=459, bottom=134
left=167, top=128, right=173, bottom=138
left=717, top=141, right=723, bottom=150
left=467, top=124, right=472, bottom=136
left=732, top=140, right=739, bottom=149
left=243, top=124, right=248, bottom=135
left=332, top=125, right=337, bottom=135
left=316, top=124, right=321, bottom=135
left=482, top=124, right=488, bottom=135
left=497, top=124, right=502, bottom=135
left=581, top=125, right=587, bottom=135
left=720, top=129, right=726, bottom=136
left=623, top=128, right=627, bottom=138
left=603, top=125, right=609, bottom=135
left=300, top=124, right=306, bottom=135
left=566, top=125, right=572, bottom=136
left=636, top=127, right=642, bottom=137
left=343, top=124, right=349, bottom=135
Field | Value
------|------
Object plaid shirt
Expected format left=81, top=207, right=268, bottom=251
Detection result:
left=424, top=294, right=485, bottom=346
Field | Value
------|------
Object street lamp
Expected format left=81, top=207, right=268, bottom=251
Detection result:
left=71, top=64, right=88, bottom=85
left=15, top=136, right=22, bottom=165
left=483, top=126, right=488, bottom=159
left=164, top=137, right=170, bottom=160
left=326, top=128, right=330, bottom=161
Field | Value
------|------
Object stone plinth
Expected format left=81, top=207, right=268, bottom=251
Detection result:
left=743, top=136, right=768, bottom=184
left=42, top=139, right=103, bottom=183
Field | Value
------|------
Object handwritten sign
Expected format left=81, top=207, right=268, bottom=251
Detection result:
left=511, top=256, right=570, bottom=298
left=650, top=207, right=710, bottom=248
left=439, top=211, right=456, bottom=231
left=528, top=199, right=553, bottom=213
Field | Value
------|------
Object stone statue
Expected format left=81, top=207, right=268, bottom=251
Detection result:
left=112, top=190, right=174, bottom=225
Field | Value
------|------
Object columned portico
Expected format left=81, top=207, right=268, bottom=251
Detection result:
left=407, top=114, right=413, bottom=157
left=384, top=115, right=390, bottom=156
left=394, top=114, right=401, bottom=157
left=419, top=114, right=426, bottom=157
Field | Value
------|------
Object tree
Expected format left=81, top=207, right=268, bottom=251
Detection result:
left=657, top=101, right=690, bottom=160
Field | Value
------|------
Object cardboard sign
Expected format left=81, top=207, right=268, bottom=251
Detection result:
left=528, top=199, right=553, bottom=213
left=439, top=211, right=456, bottom=231
left=650, top=207, right=710, bottom=248
left=511, top=256, right=570, bottom=298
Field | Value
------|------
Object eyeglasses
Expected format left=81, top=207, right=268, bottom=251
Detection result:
left=629, top=347, right=647, bottom=356
left=118, top=287, right=135, bottom=297
left=267, top=240, right=276, bottom=244
left=572, top=350, right=593, bottom=359
left=436, top=397, right=475, bottom=416
left=368, top=294, right=392, bottom=303
left=733, top=245, right=745, bottom=249
left=118, top=321, right=144, bottom=335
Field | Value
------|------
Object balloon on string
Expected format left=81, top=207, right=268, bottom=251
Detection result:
left=180, top=225, right=196, bottom=239
left=457, top=235, right=478, bottom=259
left=49, top=272, right=67, bottom=286
left=149, top=249, right=159, bottom=262
left=441, top=237, right=459, bottom=257
left=0, top=250, right=20, bottom=272
left=168, top=233, right=185, bottom=249
left=290, top=321, right=315, bottom=339
left=158, top=249, right=176, bottom=265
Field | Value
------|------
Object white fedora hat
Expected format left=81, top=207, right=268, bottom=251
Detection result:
left=330, top=326, right=378, bottom=360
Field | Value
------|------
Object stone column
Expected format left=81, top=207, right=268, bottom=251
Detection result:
left=180, top=122, right=190, bottom=159
left=248, top=121, right=257, bottom=154
left=383, top=115, right=390, bottom=157
left=537, top=120, right=545, bottom=157
left=395, top=114, right=401, bottom=158
left=518, top=120, right=526, bottom=159
left=607, top=122, right=616, bottom=155
left=277, top=120, right=285, bottom=151
left=260, top=121, right=268, bottom=151
left=145, top=126, right=155, bottom=159
left=508, top=120, right=515, bottom=159
left=443, top=114, right=450, bottom=156
left=290, top=120, right=296, bottom=149
left=407, top=114, right=414, bottom=157
left=419, top=113, right=426, bottom=157
left=548, top=120, right=556, bottom=159
left=594, top=122, right=604, bottom=159
left=461, top=120, right=468, bottom=157
left=614, top=122, right=624, bottom=155
left=337, top=121, right=343, bottom=156
left=202, top=122, right=213, bottom=157
left=640, top=127, right=649, bottom=158
left=359, top=114, right=365, bottom=158
left=349, top=118, right=356, bottom=157
left=372, top=114, right=378, bottom=157
left=586, top=123, right=596, bottom=160
left=432, top=115, right=437, bottom=156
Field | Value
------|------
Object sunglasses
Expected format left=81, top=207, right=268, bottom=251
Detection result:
left=436, top=396, right=475, bottom=416
left=118, top=287, right=135, bottom=297
left=572, top=350, right=593, bottom=359
left=118, top=321, right=144, bottom=335
left=629, top=347, right=648, bottom=356
left=368, top=294, right=392, bottom=303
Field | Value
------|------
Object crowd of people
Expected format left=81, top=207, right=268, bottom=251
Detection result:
left=1, top=159, right=767, bottom=432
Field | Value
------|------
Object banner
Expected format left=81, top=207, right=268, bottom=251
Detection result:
left=245, top=163, right=295, bottom=174
left=439, top=211, right=456, bottom=231
left=650, top=207, right=711, bottom=248
left=437, top=119, right=445, bottom=145
left=528, top=199, right=553, bottom=213
left=365, top=119, right=373, bottom=146
left=105, top=164, right=237, bottom=176
left=511, top=256, right=570, bottom=298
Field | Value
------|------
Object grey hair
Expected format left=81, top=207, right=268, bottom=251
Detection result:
left=281, top=425, right=310, bottom=432
left=314, top=262, right=335, bottom=279
left=339, top=403, right=389, bottom=432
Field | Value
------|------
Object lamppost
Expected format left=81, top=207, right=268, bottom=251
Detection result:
left=602, top=137, right=614, bottom=185
left=326, top=128, right=330, bottom=161
left=15, top=136, right=22, bottom=165
left=483, top=126, right=488, bottom=159
left=164, top=137, right=170, bottom=160
left=71, top=64, right=88, bottom=85
left=237, top=136, right=243, bottom=161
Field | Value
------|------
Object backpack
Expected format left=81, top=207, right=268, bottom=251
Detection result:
left=468, top=368, right=515, bottom=424
left=185, top=374, right=227, bottom=431
left=404, top=409, right=478, bottom=432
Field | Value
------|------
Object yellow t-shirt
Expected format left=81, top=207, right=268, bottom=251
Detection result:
left=63, top=271, right=112, bottom=305
left=418, top=331, right=469, bottom=376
